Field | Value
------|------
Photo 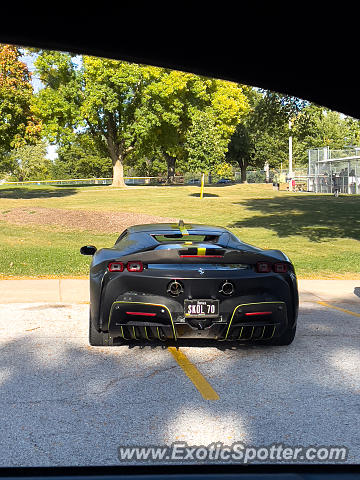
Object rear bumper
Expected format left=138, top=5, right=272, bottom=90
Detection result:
left=107, top=294, right=289, bottom=342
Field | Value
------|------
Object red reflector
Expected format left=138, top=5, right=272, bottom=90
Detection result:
left=127, top=261, right=144, bottom=272
left=245, top=311, right=272, bottom=316
left=126, top=311, right=156, bottom=317
left=274, top=263, right=288, bottom=273
left=108, top=262, right=124, bottom=272
left=256, top=262, right=272, bottom=273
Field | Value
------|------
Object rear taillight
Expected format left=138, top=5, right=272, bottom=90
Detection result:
left=255, top=262, right=288, bottom=273
left=274, top=262, right=288, bottom=273
left=127, top=261, right=144, bottom=272
left=108, top=262, right=124, bottom=272
left=256, top=262, right=272, bottom=273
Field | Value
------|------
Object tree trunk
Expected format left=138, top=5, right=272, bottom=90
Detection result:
left=105, top=114, right=127, bottom=187
left=111, top=155, right=126, bottom=187
left=164, top=152, right=176, bottom=184
left=238, top=158, right=248, bottom=183
left=240, top=167, right=247, bottom=183
left=264, top=161, right=270, bottom=183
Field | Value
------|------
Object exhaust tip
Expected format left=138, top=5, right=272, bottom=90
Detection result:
left=219, top=280, right=235, bottom=296
left=167, top=280, right=184, bottom=297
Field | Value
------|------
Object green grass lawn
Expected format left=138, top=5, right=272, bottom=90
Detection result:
left=1, top=183, right=359, bottom=278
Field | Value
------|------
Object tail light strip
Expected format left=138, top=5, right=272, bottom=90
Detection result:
left=109, top=260, right=288, bottom=273
left=245, top=311, right=272, bottom=316
left=125, top=311, right=156, bottom=317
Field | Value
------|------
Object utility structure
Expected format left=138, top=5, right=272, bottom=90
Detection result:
left=307, top=147, right=360, bottom=194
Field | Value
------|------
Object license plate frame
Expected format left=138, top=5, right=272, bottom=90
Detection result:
left=184, top=299, right=219, bottom=318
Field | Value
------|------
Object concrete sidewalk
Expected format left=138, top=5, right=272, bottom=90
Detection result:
left=0, top=278, right=359, bottom=304
left=0, top=279, right=90, bottom=303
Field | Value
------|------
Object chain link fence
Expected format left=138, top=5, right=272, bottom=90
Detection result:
left=308, top=147, right=360, bottom=194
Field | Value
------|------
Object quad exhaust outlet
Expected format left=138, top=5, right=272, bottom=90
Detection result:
left=219, top=280, right=235, bottom=296
left=167, top=280, right=184, bottom=297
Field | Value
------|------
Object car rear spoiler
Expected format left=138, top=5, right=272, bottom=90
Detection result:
left=112, top=246, right=288, bottom=265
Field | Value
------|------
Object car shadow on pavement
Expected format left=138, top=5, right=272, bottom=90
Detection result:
left=0, top=300, right=358, bottom=466
left=121, top=338, right=268, bottom=351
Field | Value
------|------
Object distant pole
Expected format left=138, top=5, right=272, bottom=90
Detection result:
left=288, top=119, right=293, bottom=191
left=289, top=119, right=293, bottom=176
left=200, top=173, right=205, bottom=199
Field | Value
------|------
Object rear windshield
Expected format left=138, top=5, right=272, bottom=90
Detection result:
left=153, top=234, right=218, bottom=243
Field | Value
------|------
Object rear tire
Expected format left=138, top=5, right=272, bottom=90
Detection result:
left=89, top=315, right=106, bottom=346
left=267, top=324, right=296, bottom=346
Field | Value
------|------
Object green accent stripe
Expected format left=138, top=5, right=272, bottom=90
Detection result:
left=144, top=326, right=150, bottom=340
left=269, top=325, right=276, bottom=339
left=259, top=325, right=266, bottom=340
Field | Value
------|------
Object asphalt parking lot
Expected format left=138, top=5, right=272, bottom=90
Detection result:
left=0, top=280, right=359, bottom=466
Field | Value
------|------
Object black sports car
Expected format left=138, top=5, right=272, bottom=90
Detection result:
left=81, top=221, right=298, bottom=346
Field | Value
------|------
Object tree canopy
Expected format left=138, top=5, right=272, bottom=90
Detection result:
left=1, top=45, right=360, bottom=183
left=0, top=44, right=41, bottom=172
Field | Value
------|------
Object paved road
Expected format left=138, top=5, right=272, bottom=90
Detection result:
left=0, top=281, right=359, bottom=466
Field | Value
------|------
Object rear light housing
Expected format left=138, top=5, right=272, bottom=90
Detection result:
left=108, top=262, right=124, bottom=272
left=256, top=262, right=272, bottom=273
left=256, top=262, right=289, bottom=273
left=127, top=261, right=144, bottom=272
left=274, top=262, right=288, bottom=273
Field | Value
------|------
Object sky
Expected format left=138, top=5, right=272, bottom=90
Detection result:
left=20, top=50, right=61, bottom=161
left=20, top=52, right=43, bottom=93
left=20, top=50, right=84, bottom=162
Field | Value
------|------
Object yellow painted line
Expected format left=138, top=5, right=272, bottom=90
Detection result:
left=317, top=301, right=360, bottom=317
left=168, top=347, right=219, bottom=401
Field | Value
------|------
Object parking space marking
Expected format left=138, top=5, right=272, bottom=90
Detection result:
left=168, top=347, right=220, bottom=401
left=317, top=301, right=360, bottom=317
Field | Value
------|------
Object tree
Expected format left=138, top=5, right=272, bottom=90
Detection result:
left=215, top=161, right=234, bottom=179
left=53, top=134, right=113, bottom=179
left=0, top=44, right=41, bottom=171
left=9, top=141, right=52, bottom=181
left=292, top=106, right=360, bottom=165
left=135, top=73, right=250, bottom=179
left=32, top=51, right=164, bottom=186
left=226, top=122, right=257, bottom=182
left=226, top=89, right=309, bottom=180
left=185, top=109, right=231, bottom=172
left=134, top=69, right=193, bottom=182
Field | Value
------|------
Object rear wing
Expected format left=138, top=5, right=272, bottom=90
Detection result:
left=112, top=246, right=288, bottom=265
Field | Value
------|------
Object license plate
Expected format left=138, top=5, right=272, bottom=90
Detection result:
left=184, top=299, right=219, bottom=318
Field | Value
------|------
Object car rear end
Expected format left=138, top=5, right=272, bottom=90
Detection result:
left=97, top=238, right=298, bottom=344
